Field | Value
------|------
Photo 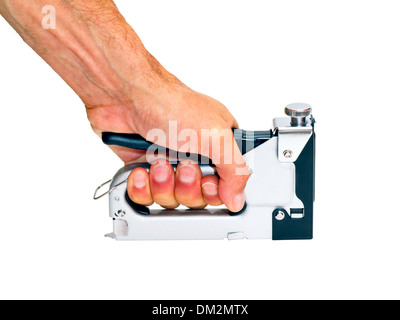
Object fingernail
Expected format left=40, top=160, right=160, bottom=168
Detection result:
left=153, top=163, right=169, bottom=183
left=202, top=182, right=219, bottom=196
left=178, top=165, right=196, bottom=184
left=133, top=172, right=146, bottom=188
left=232, top=192, right=245, bottom=212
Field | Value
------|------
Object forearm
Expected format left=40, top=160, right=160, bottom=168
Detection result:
left=1, top=1, right=249, bottom=212
left=0, top=0, right=171, bottom=107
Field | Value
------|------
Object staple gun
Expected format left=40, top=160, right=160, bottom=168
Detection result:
left=94, top=103, right=316, bottom=240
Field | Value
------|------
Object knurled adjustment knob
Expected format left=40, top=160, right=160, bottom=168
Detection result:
left=285, top=103, right=312, bottom=127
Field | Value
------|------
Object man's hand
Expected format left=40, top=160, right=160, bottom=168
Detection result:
left=88, top=80, right=250, bottom=212
left=0, top=0, right=250, bottom=212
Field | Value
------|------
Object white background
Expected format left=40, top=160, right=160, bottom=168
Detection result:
left=0, top=0, right=399, bottom=300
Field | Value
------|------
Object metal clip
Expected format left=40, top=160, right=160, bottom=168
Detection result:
left=93, top=179, right=128, bottom=200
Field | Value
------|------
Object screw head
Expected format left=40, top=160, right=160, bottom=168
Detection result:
left=283, top=150, right=293, bottom=158
left=275, top=210, right=286, bottom=221
left=285, top=103, right=312, bottom=118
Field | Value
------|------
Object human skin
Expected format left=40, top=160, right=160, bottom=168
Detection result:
left=0, top=0, right=250, bottom=212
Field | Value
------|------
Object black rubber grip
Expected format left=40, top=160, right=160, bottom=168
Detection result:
left=102, top=133, right=156, bottom=151
left=102, top=129, right=272, bottom=156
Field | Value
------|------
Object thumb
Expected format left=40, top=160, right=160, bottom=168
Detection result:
left=214, top=136, right=251, bottom=213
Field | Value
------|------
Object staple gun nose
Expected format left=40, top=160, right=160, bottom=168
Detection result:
left=94, top=104, right=316, bottom=241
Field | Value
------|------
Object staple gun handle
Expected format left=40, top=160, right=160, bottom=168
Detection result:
left=102, top=129, right=272, bottom=158
left=99, top=130, right=271, bottom=217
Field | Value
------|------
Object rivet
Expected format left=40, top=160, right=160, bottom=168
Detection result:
left=275, top=210, right=286, bottom=221
left=283, top=150, right=293, bottom=158
left=115, top=210, right=126, bottom=218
